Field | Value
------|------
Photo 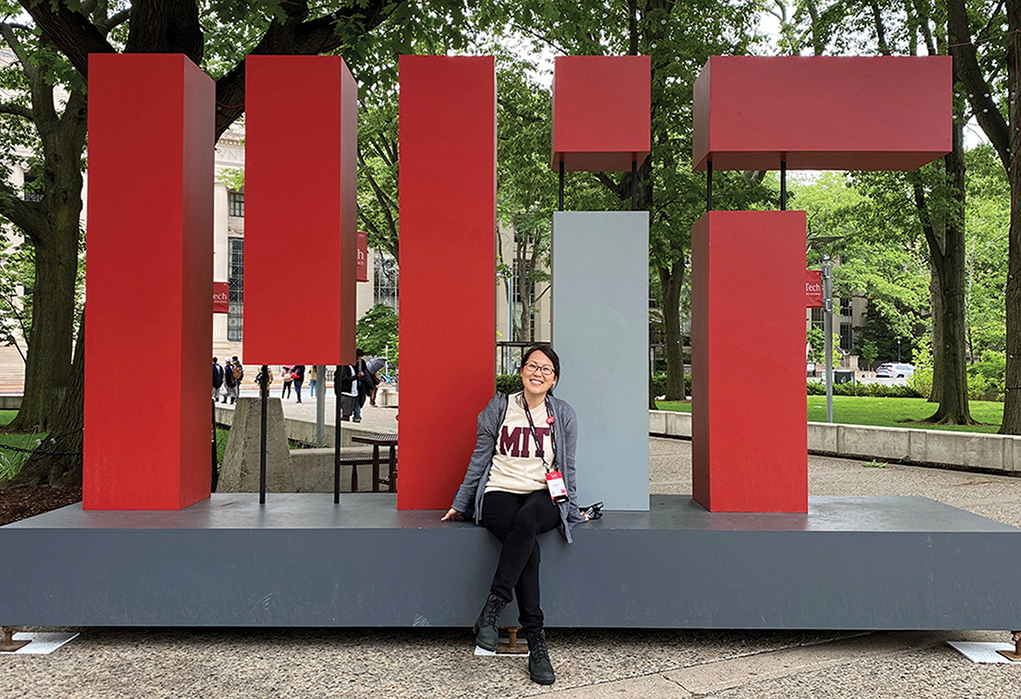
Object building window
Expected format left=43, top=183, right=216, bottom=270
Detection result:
left=23, top=172, right=43, bottom=202
left=228, top=237, right=244, bottom=341
left=839, top=297, right=852, bottom=319
left=228, top=191, right=244, bottom=218
left=810, top=307, right=824, bottom=329
left=374, top=253, right=398, bottom=309
left=839, top=322, right=853, bottom=352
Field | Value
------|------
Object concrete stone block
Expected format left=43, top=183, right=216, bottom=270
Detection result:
left=649, top=410, right=667, bottom=435
left=663, top=411, right=691, bottom=438
left=290, top=447, right=376, bottom=493
left=838, top=424, right=909, bottom=461
left=1008, top=437, right=1021, bottom=473
left=379, top=388, right=398, bottom=407
left=923, top=430, right=1006, bottom=470
left=807, top=422, right=838, bottom=453
left=908, top=430, right=928, bottom=463
left=0, top=395, right=22, bottom=410
left=218, top=397, right=294, bottom=493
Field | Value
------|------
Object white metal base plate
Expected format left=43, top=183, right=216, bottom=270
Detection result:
left=1, top=632, right=79, bottom=655
left=947, top=641, right=1020, bottom=664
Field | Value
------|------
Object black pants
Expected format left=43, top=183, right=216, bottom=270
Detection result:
left=481, top=489, right=560, bottom=633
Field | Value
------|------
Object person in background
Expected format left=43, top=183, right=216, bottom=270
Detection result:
left=212, top=356, right=224, bottom=402
left=354, top=349, right=369, bottom=422
left=231, top=357, right=244, bottom=402
left=292, top=365, right=305, bottom=404
left=223, top=358, right=236, bottom=404
left=309, top=365, right=317, bottom=398
left=338, top=364, right=357, bottom=420
left=281, top=365, right=293, bottom=400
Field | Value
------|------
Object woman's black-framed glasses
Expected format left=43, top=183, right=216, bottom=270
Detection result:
left=523, top=362, right=555, bottom=377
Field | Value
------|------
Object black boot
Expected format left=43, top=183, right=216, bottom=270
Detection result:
left=526, top=629, right=555, bottom=685
left=472, top=592, right=508, bottom=652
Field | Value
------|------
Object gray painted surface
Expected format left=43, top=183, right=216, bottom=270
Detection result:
left=3, top=494, right=1021, bottom=629
left=552, top=211, right=650, bottom=511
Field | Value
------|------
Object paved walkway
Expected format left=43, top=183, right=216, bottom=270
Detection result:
left=3, top=440, right=1021, bottom=698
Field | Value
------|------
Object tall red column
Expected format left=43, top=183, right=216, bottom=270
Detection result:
left=691, top=211, right=808, bottom=512
left=84, top=54, right=214, bottom=510
left=243, top=56, right=358, bottom=366
left=398, top=56, right=496, bottom=510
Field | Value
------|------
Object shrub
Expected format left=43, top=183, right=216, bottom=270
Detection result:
left=650, top=373, right=691, bottom=398
left=968, top=350, right=1006, bottom=401
left=496, top=374, right=523, bottom=394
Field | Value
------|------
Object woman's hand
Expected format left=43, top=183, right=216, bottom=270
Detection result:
left=441, top=508, right=464, bottom=521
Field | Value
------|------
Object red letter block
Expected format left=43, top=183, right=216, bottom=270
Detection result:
left=243, top=56, right=358, bottom=365
left=552, top=55, right=650, bottom=171
left=691, top=211, right=808, bottom=512
left=693, top=56, right=951, bottom=171
left=84, top=55, right=214, bottom=510
left=398, top=56, right=496, bottom=510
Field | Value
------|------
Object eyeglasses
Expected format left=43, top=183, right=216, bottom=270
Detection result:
left=522, top=362, right=555, bottom=377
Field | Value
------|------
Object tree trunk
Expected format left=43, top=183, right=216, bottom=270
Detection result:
left=1000, top=0, right=1021, bottom=434
left=1002, top=177, right=1021, bottom=433
left=928, top=253, right=943, bottom=404
left=6, top=224, right=79, bottom=432
left=659, top=259, right=686, bottom=400
left=924, top=122, right=974, bottom=424
left=9, top=313, right=84, bottom=487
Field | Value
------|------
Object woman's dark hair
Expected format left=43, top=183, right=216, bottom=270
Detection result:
left=520, top=344, right=560, bottom=379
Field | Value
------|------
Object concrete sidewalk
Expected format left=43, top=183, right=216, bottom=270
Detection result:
left=2, top=440, right=1020, bottom=698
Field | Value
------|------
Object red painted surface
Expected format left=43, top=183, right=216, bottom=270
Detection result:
left=357, top=231, right=368, bottom=283
left=552, top=55, right=650, bottom=172
left=213, top=282, right=230, bottom=313
left=84, top=54, right=214, bottom=510
left=806, top=270, right=823, bottom=308
left=691, top=211, right=808, bottom=512
left=693, top=56, right=951, bottom=171
left=398, top=56, right=496, bottom=510
left=243, top=56, right=357, bottom=366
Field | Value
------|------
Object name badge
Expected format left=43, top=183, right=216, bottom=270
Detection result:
left=545, top=471, right=568, bottom=503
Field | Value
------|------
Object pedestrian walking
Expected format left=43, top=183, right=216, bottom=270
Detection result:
left=212, top=356, right=224, bottom=402
left=292, top=365, right=305, bottom=404
left=281, top=365, right=293, bottom=399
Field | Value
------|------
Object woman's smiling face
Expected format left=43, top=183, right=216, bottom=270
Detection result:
left=520, top=350, right=556, bottom=400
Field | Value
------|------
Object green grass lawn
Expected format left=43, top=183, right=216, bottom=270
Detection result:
left=0, top=410, right=50, bottom=480
left=656, top=396, right=1005, bottom=434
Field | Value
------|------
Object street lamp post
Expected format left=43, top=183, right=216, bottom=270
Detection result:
left=822, top=253, right=834, bottom=423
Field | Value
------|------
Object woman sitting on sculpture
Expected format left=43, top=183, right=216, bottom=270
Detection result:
left=442, top=344, right=587, bottom=686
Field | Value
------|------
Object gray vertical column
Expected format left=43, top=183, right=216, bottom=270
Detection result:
left=552, top=211, right=649, bottom=511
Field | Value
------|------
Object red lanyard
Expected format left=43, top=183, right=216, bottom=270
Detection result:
left=522, top=394, right=557, bottom=473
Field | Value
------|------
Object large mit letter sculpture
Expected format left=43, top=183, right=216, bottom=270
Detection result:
left=2, top=53, right=1021, bottom=632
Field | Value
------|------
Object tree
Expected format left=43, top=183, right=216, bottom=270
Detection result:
left=5, top=0, right=473, bottom=485
left=500, top=0, right=763, bottom=400
left=947, top=0, right=1018, bottom=433
left=775, top=0, right=976, bottom=425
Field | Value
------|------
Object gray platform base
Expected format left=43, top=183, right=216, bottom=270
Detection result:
left=2, top=494, right=1020, bottom=630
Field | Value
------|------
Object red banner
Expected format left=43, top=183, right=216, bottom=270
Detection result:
left=213, top=281, right=229, bottom=314
left=357, top=231, right=368, bottom=282
left=806, top=270, right=823, bottom=308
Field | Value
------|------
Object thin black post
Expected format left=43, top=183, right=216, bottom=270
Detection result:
left=780, top=159, right=787, bottom=211
left=631, top=159, right=637, bottom=211
left=211, top=398, right=218, bottom=493
left=558, top=161, right=565, bottom=211
left=334, top=365, right=341, bottom=504
left=706, top=161, right=713, bottom=212
left=259, top=364, right=268, bottom=505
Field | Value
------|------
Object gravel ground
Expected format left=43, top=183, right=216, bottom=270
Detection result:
left=3, top=437, right=1021, bottom=698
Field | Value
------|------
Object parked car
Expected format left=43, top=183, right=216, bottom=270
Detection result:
left=876, top=362, right=916, bottom=378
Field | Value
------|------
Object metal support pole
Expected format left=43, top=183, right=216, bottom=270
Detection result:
left=780, top=159, right=787, bottom=211
left=259, top=364, right=268, bottom=505
left=315, top=364, right=326, bottom=447
left=823, top=256, right=834, bottom=423
left=631, top=159, right=637, bottom=211
left=334, top=365, right=342, bottom=504
left=211, top=398, right=218, bottom=493
left=706, top=161, right=713, bottom=212
left=558, top=161, right=565, bottom=211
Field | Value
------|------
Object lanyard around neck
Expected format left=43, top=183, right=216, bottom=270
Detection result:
left=521, top=393, right=557, bottom=472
